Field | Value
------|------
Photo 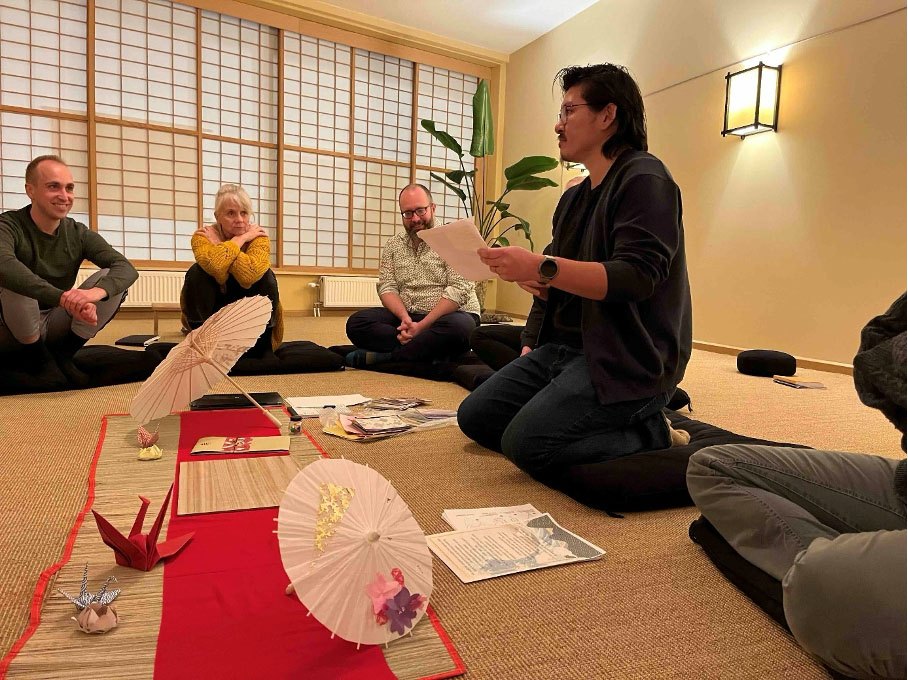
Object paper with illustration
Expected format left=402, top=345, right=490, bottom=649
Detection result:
left=441, top=504, right=543, bottom=531
left=417, top=219, right=495, bottom=281
left=426, top=513, right=604, bottom=583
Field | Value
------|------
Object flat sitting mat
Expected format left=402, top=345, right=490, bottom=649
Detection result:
left=0, top=345, right=161, bottom=395
left=548, top=410, right=810, bottom=512
left=146, top=340, right=345, bottom=376
left=2, top=412, right=463, bottom=680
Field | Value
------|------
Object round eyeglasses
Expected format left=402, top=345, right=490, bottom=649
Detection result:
left=401, top=206, right=430, bottom=219
left=556, top=103, right=593, bottom=123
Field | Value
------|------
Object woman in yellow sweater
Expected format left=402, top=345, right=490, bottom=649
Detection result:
left=181, top=184, right=282, bottom=357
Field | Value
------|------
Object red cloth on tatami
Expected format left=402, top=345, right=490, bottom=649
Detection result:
left=153, top=409, right=396, bottom=680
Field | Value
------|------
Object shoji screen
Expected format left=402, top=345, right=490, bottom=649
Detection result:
left=0, top=0, right=484, bottom=272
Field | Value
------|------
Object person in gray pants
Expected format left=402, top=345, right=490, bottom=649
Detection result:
left=687, top=293, right=906, bottom=680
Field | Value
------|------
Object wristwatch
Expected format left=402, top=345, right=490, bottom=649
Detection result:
left=538, top=255, right=559, bottom=283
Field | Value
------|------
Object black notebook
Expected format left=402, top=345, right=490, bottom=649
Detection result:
left=189, top=392, right=285, bottom=410
left=115, top=334, right=160, bottom=347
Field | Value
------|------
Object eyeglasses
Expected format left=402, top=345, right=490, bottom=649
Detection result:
left=400, top=206, right=430, bottom=219
left=556, top=103, right=593, bottom=123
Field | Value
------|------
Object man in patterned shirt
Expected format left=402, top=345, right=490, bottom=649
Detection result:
left=345, top=183, right=480, bottom=367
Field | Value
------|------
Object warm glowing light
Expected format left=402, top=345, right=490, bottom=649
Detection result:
left=722, top=62, right=782, bottom=139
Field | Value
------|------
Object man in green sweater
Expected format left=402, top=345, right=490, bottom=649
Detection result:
left=0, top=155, right=138, bottom=386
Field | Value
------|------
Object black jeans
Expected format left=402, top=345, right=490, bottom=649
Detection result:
left=346, top=307, right=478, bottom=362
left=458, top=343, right=672, bottom=478
left=182, top=264, right=279, bottom=339
left=470, top=323, right=524, bottom=370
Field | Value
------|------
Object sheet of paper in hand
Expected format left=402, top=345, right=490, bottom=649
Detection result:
left=190, top=435, right=291, bottom=455
left=417, top=219, right=495, bottom=281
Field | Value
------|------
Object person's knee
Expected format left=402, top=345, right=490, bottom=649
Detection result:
left=457, top=391, right=487, bottom=443
left=783, top=531, right=907, bottom=678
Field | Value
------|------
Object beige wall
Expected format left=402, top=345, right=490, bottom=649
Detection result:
left=497, top=0, right=906, bottom=364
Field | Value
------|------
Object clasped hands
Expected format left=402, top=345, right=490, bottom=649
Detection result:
left=396, top=316, right=425, bottom=345
left=478, top=246, right=549, bottom=300
left=60, top=286, right=106, bottom=325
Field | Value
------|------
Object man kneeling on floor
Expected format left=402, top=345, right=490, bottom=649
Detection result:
left=0, top=155, right=137, bottom=386
left=345, top=183, right=480, bottom=368
left=458, top=63, right=692, bottom=479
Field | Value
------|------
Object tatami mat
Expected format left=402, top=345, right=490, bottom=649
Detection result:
left=0, top=315, right=901, bottom=678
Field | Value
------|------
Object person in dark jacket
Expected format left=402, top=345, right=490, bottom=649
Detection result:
left=687, top=294, right=906, bottom=679
left=458, top=63, right=692, bottom=478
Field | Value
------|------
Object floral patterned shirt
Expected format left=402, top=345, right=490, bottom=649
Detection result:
left=377, top=232, right=480, bottom=316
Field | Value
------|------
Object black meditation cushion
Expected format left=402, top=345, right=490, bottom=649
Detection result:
left=0, top=345, right=162, bottom=395
left=737, top=349, right=797, bottom=377
left=146, top=340, right=344, bottom=375
left=329, top=344, right=486, bottom=382
left=547, top=411, right=808, bottom=513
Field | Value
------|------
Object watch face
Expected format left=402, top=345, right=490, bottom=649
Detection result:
left=539, top=258, right=558, bottom=279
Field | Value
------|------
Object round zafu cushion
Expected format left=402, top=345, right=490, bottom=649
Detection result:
left=737, top=349, right=796, bottom=377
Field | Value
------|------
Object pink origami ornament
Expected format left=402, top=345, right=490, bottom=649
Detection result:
left=137, top=426, right=160, bottom=448
left=92, top=484, right=193, bottom=571
left=74, top=603, right=119, bottom=634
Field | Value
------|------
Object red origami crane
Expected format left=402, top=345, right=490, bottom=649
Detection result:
left=92, top=484, right=194, bottom=571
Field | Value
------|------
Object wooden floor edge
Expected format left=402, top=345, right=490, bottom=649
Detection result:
left=692, top=341, right=854, bottom=375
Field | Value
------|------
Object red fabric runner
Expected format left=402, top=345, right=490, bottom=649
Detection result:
left=153, top=409, right=397, bottom=680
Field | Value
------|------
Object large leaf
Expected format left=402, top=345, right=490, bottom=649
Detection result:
left=490, top=235, right=510, bottom=247
left=469, top=80, right=494, bottom=158
left=505, top=175, right=559, bottom=192
left=504, top=155, right=559, bottom=181
left=421, top=120, right=463, bottom=157
left=430, top=172, right=466, bottom=202
left=446, top=169, right=475, bottom=184
left=500, top=211, right=534, bottom=250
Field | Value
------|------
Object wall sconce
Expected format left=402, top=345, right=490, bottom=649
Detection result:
left=722, top=61, right=782, bottom=138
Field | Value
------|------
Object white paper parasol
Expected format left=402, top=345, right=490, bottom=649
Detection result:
left=277, top=458, right=433, bottom=646
left=130, top=295, right=281, bottom=429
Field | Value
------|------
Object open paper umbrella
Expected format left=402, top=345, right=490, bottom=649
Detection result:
left=277, top=458, right=433, bottom=646
left=130, top=295, right=281, bottom=429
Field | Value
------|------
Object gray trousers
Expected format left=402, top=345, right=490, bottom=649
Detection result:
left=0, top=269, right=126, bottom=349
left=687, top=444, right=907, bottom=679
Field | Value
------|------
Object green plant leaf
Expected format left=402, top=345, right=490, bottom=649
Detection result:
left=504, top=155, right=559, bottom=180
left=421, top=120, right=463, bottom=157
left=490, top=235, right=510, bottom=247
left=446, top=170, right=465, bottom=184
left=500, top=211, right=534, bottom=249
left=470, top=80, right=494, bottom=158
left=430, top=172, right=466, bottom=202
left=505, top=175, right=560, bottom=192
left=485, top=200, right=509, bottom=211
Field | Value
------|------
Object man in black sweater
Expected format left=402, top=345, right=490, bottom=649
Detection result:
left=0, top=155, right=138, bottom=386
left=458, top=63, right=692, bottom=480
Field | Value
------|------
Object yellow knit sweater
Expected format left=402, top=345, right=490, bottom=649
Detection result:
left=183, top=232, right=284, bottom=349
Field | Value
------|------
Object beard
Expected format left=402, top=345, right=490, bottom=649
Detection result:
left=405, top=215, right=435, bottom=236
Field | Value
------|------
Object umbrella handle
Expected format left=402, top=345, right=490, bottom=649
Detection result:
left=206, top=360, right=284, bottom=431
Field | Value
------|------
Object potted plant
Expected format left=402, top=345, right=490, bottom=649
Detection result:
left=420, top=80, right=558, bottom=317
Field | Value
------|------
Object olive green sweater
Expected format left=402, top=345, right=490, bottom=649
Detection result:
left=0, top=206, right=138, bottom=309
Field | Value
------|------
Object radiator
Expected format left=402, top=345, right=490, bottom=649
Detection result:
left=75, top=269, right=184, bottom=307
left=317, top=275, right=380, bottom=311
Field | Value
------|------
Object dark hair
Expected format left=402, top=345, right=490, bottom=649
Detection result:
left=398, top=183, right=433, bottom=204
left=556, top=64, right=647, bottom=158
left=25, top=154, right=67, bottom=185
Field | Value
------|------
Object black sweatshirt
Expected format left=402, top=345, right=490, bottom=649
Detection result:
left=539, top=150, right=692, bottom=405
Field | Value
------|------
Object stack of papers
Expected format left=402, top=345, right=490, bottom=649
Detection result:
left=365, top=397, right=431, bottom=411
left=442, top=504, right=543, bottom=530
left=349, top=414, right=413, bottom=436
left=427, top=511, right=605, bottom=583
left=285, top=394, right=369, bottom=417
